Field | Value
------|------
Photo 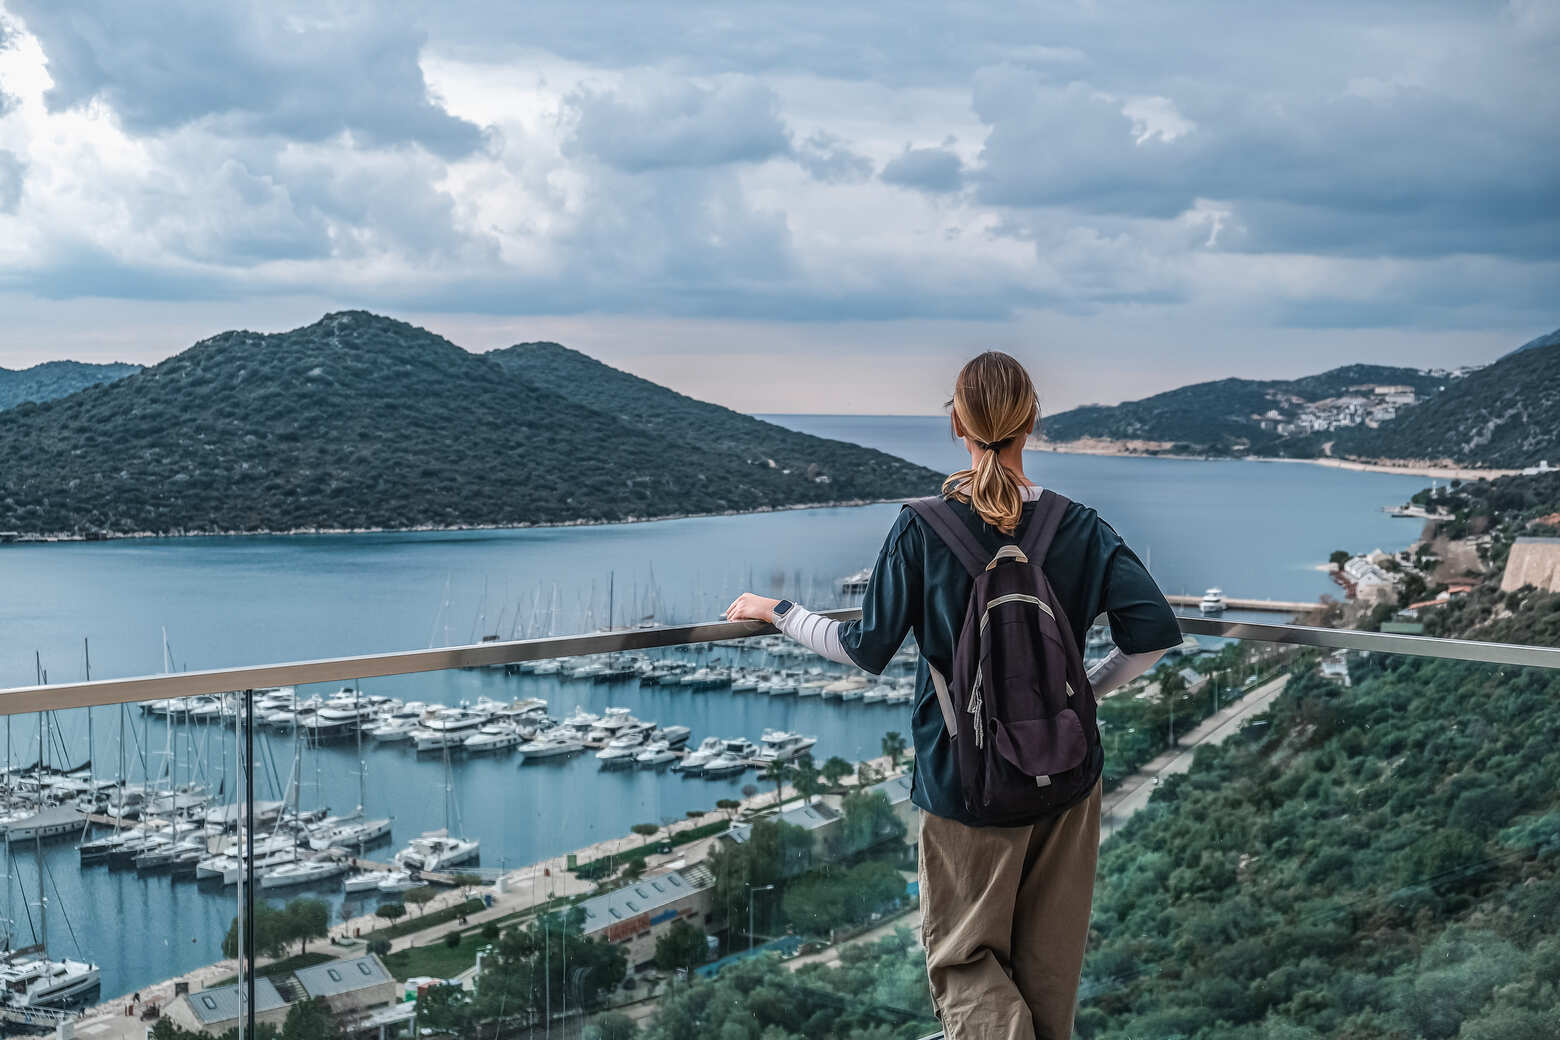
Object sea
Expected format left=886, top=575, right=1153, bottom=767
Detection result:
left=0, top=415, right=1432, bottom=1000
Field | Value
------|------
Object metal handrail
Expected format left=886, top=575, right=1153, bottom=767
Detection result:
left=2, top=611, right=1557, bottom=715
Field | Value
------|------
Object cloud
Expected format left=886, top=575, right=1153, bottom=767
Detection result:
left=6, top=0, right=483, bottom=158
left=566, top=75, right=790, bottom=171
left=881, top=143, right=964, bottom=194
left=0, top=150, right=21, bottom=212
left=793, top=132, right=873, bottom=184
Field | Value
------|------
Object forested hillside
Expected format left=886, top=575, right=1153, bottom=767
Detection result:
left=0, top=312, right=939, bottom=536
left=0, top=359, right=139, bottom=410
left=1040, top=364, right=1442, bottom=456
left=1331, top=338, right=1560, bottom=468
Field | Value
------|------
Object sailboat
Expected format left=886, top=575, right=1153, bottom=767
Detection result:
left=391, top=731, right=477, bottom=873
left=2, top=659, right=100, bottom=1011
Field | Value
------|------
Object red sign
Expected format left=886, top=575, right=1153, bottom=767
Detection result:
left=606, top=913, right=650, bottom=943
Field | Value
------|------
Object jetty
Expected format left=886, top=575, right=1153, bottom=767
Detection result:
left=1164, top=594, right=1322, bottom=617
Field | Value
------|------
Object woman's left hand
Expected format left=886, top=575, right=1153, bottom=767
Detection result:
left=724, top=593, right=781, bottom=624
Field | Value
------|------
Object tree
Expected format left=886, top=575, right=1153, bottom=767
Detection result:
left=283, top=898, right=330, bottom=955
left=761, top=757, right=790, bottom=808
left=741, top=784, right=759, bottom=801
left=820, top=756, right=853, bottom=789
left=376, top=902, right=406, bottom=923
left=830, top=791, right=906, bottom=858
left=367, top=938, right=391, bottom=956
left=791, top=753, right=822, bottom=804
left=404, top=886, right=439, bottom=916
left=281, top=996, right=339, bottom=1040
left=685, top=808, right=706, bottom=821
left=856, top=761, right=880, bottom=786
left=416, top=982, right=473, bottom=1036
left=445, top=930, right=462, bottom=949
left=1329, top=549, right=1351, bottom=567
left=470, top=908, right=629, bottom=1025
left=632, top=822, right=660, bottom=839
left=653, top=919, right=709, bottom=973
left=587, top=1012, right=639, bottom=1040
left=881, top=732, right=907, bottom=768
left=716, top=798, right=742, bottom=819
left=622, top=856, right=646, bottom=881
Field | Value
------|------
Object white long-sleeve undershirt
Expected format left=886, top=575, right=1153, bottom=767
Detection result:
left=771, top=484, right=1169, bottom=692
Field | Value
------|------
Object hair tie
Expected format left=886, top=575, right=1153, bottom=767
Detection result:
left=978, top=436, right=1013, bottom=453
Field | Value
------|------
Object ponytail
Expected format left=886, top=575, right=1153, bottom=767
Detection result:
left=941, top=351, right=1039, bottom=535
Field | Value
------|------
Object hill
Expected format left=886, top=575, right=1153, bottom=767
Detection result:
left=489, top=341, right=928, bottom=493
left=0, top=359, right=140, bottom=411
left=1040, top=363, right=1445, bottom=456
left=1504, top=326, right=1560, bottom=358
left=0, top=313, right=939, bottom=537
left=1333, top=338, right=1560, bottom=468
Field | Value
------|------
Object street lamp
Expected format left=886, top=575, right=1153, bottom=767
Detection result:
left=748, top=883, right=776, bottom=952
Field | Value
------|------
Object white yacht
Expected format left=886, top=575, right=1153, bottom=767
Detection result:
left=0, top=954, right=101, bottom=1009
left=343, top=868, right=404, bottom=894
left=721, top=737, right=761, bottom=760
left=410, top=709, right=488, bottom=752
left=634, top=740, right=677, bottom=767
left=821, top=676, right=869, bottom=700
left=700, top=753, right=749, bottom=779
left=261, top=856, right=348, bottom=889
left=367, top=714, right=421, bottom=742
left=307, top=812, right=393, bottom=851
left=518, top=730, right=585, bottom=761
left=464, top=721, right=527, bottom=754
left=756, top=730, right=818, bottom=762
left=674, top=736, right=725, bottom=774
left=1200, top=587, right=1227, bottom=614
left=394, top=830, right=479, bottom=873
left=652, top=724, right=692, bottom=748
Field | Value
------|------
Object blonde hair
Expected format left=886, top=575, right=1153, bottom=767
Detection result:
left=941, top=351, right=1039, bottom=534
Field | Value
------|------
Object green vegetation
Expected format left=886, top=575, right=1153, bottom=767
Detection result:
left=0, top=311, right=938, bottom=537
left=781, top=859, right=908, bottom=936
left=220, top=897, right=329, bottom=959
left=0, top=359, right=139, bottom=411
left=1332, top=337, right=1560, bottom=468
left=570, top=818, right=731, bottom=880
left=413, top=907, right=628, bottom=1035
left=642, top=929, right=935, bottom=1040
left=362, top=896, right=485, bottom=943
left=653, top=918, right=710, bottom=973
left=827, top=789, right=906, bottom=859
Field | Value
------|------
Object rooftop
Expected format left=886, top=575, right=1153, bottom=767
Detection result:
left=294, top=955, right=391, bottom=999
left=578, top=869, right=706, bottom=931
left=866, top=774, right=913, bottom=806
left=186, top=978, right=286, bottom=1024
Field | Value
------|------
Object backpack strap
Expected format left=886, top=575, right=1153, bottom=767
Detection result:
left=904, top=496, right=988, bottom=577
left=1018, top=489, right=1071, bottom=564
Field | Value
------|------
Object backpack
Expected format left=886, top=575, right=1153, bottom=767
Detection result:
left=907, top=491, right=1102, bottom=825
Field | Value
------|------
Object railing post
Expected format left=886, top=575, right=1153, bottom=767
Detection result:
left=243, top=687, right=257, bottom=1040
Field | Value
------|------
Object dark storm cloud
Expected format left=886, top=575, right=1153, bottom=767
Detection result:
left=8, top=0, right=484, bottom=158
left=566, top=76, right=791, bottom=171
left=881, top=145, right=964, bottom=194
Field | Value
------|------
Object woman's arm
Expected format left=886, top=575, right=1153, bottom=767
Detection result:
left=1086, top=646, right=1167, bottom=697
left=724, top=596, right=855, bottom=666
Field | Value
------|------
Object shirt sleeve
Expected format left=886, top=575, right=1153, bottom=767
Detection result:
left=835, top=509, right=922, bottom=674
left=1099, top=520, right=1183, bottom=654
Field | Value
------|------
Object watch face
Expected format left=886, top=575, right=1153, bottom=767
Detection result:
left=775, top=599, right=794, bottom=616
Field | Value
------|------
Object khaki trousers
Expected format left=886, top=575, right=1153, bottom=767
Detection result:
left=919, top=781, right=1101, bottom=1040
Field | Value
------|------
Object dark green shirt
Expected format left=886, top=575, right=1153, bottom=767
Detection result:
left=835, top=495, right=1183, bottom=824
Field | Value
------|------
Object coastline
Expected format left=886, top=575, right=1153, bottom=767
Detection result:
left=0, top=495, right=914, bottom=545
left=1027, top=438, right=1522, bottom=482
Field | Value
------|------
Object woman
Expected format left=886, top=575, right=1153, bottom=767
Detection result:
left=725, top=351, right=1181, bottom=1039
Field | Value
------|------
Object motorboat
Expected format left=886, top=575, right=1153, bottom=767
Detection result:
left=307, top=812, right=393, bottom=851
left=411, top=709, right=489, bottom=752
left=377, top=870, right=420, bottom=894
left=797, top=674, right=832, bottom=697
left=635, top=741, right=678, bottom=767
left=861, top=685, right=893, bottom=704
left=344, top=869, right=405, bottom=894
left=473, top=696, right=548, bottom=722
left=367, top=713, right=423, bottom=742
left=674, top=737, right=724, bottom=774
left=822, top=676, right=869, bottom=700
left=1200, top=587, right=1227, bottom=614
left=394, top=830, right=479, bottom=873
left=261, top=856, right=349, bottom=890
left=652, top=724, right=691, bottom=748
left=759, top=673, right=798, bottom=696
left=464, top=721, right=528, bottom=754
left=729, top=670, right=760, bottom=693
left=565, top=657, right=609, bottom=680
left=592, top=707, right=636, bottom=732
left=756, top=730, right=818, bottom=762
left=518, top=730, right=585, bottom=761
left=720, top=737, right=761, bottom=760
left=700, top=753, right=750, bottom=779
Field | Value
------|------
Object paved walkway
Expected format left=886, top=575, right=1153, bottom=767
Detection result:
left=1101, top=674, right=1289, bottom=839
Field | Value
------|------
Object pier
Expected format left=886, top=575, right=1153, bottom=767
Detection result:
left=1164, top=594, right=1323, bottom=616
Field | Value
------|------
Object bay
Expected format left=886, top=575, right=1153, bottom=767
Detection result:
left=0, top=415, right=1432, bottom=1000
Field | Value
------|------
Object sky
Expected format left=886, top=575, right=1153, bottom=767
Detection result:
left=0, top=1, right=1555, bottom=414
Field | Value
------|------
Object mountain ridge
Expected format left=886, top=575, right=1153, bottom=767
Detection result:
left=0, top=359, right=141, bottom=411
left=0, top=312, right=940, bottom=538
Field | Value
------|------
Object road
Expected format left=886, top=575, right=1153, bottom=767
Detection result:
left=1100, top=674, right=1289, bottom=839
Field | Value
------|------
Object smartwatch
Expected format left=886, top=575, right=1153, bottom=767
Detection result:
left=771, top=599, right=795, bottom=624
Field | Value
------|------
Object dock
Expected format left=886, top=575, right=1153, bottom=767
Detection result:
left=1165, top=594, right=1322, bottom=616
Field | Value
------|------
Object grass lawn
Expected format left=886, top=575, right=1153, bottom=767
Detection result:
left=382, top=939, right=483, bottom=981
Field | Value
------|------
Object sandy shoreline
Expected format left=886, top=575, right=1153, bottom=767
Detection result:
left=1027, top=438, right=1521, bottom=482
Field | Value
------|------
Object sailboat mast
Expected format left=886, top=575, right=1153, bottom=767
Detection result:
left=33, top=652, right=45, bottom=953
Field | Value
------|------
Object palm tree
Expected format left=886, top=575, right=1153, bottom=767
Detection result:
left=761, top=758, right=790, bottom=809
left=881, top=731, right=907, bottom=769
